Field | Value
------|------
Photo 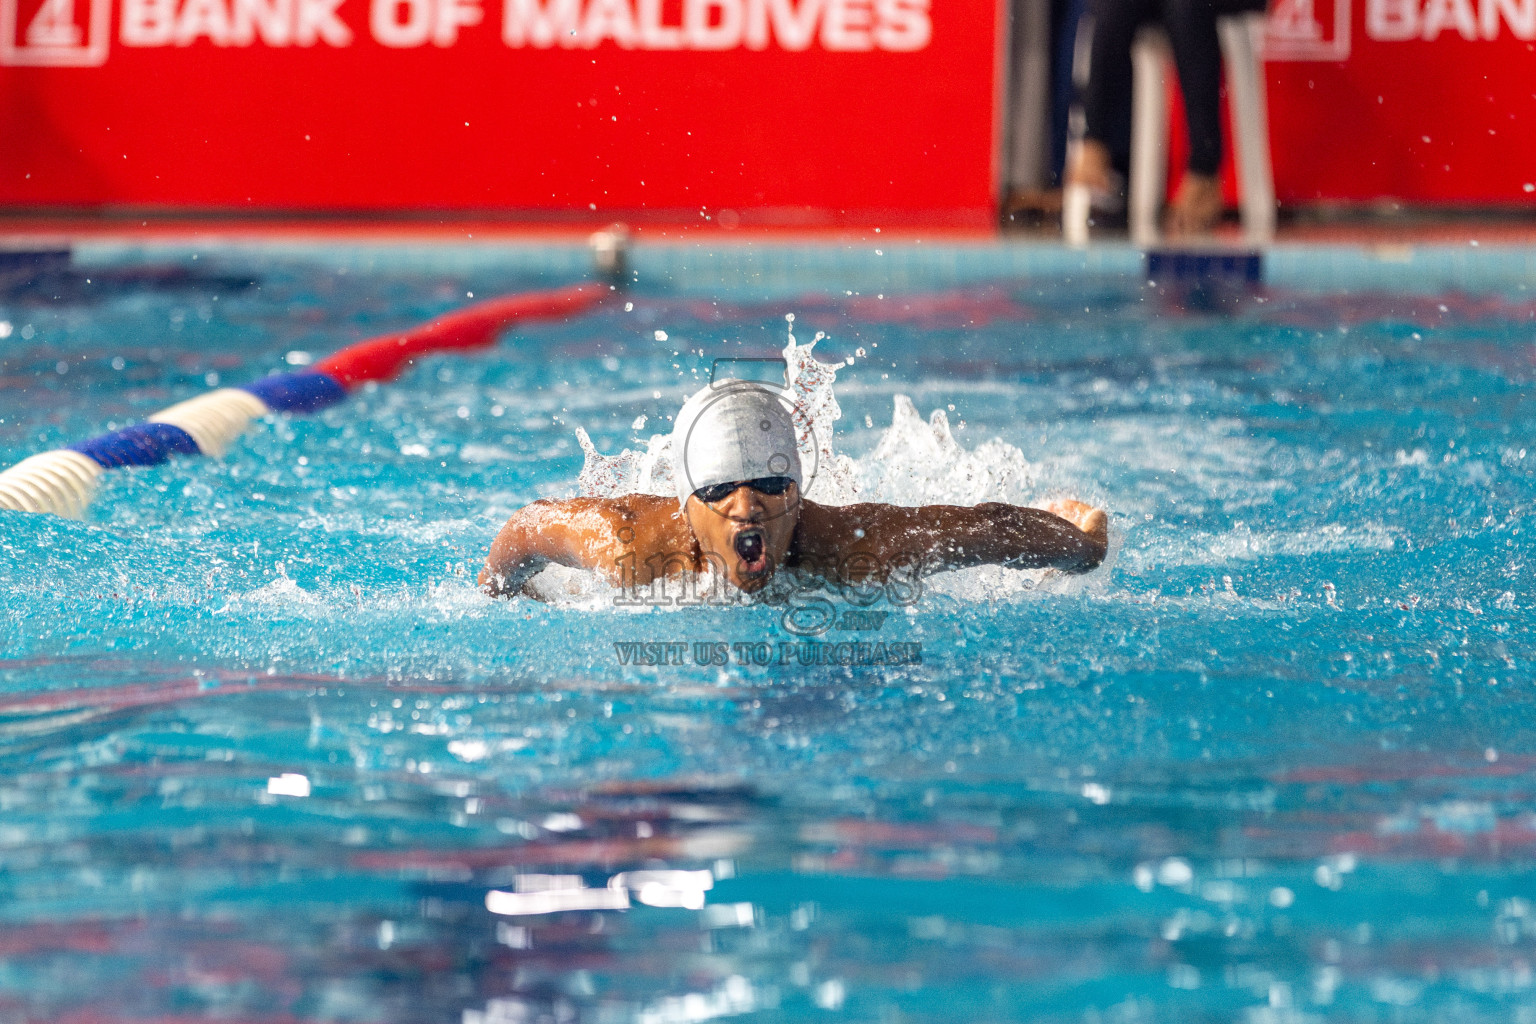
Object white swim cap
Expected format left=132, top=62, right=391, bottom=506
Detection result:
left=671, top=381, right=803, bottom=508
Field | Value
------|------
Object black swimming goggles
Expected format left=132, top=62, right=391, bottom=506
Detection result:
left=692, top=476, right=796, bottom=504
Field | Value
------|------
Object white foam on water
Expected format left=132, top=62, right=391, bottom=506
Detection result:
left=857, top=396, right=1039, bottom=508
left=245, top=572, right=322, bottom=607
left=519, top=563, right=625, bottom=609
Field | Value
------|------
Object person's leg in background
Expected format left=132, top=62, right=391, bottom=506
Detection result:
left=1160, top=0, right=1225, bottom=235
left=1067, top=0, right=1157, bottom=203
left=1002, top=0, right=1059, bottom=223
left=1051, top=0, right=1088, bottom=187
left=1160, top=0, right=1269, bottom=236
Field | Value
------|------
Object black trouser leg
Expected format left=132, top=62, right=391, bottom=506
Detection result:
left=1160, top=0, right=1225, bottom=176
left=1080, top=0, right=1159, bottom=170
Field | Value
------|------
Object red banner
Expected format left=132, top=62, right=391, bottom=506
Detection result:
left=1261, top=0, right=1536, bottom=204
left=0, top=0, right=1003, bottom=225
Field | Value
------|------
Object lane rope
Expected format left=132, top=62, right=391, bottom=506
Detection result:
left=0, top=281, right=608, bottom=519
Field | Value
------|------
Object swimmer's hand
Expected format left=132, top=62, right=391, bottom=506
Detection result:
left=478, top=565, right=545, bottom=600
left=479, top=502, right=559, bottom=599
left=478, top=566, right=550, bottom=601
left=1044, top=499, right=1108, bottom=568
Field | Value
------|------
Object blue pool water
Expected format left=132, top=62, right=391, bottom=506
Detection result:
left=0, top=241, right=1533, bottom=1023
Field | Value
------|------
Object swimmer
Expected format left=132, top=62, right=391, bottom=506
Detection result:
left=479, top=382, right=1108, bottom=598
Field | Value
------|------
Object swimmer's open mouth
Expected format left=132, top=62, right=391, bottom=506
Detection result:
left=733, top=528, right=768, bottom=574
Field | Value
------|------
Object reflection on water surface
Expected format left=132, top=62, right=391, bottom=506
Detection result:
left=0, top=248, right=1533, bottom=1021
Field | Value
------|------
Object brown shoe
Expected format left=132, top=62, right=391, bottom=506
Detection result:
left=1066, top=140, right=1126, bottom=213
left=1164, top=173, right=1224, bottom=238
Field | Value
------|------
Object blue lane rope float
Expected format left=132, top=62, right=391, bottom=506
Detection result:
left=0, top=282, right=608, bottom=519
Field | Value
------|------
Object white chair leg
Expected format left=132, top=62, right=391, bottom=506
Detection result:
left=1219, top=12, right=1275, bottom=245
left=1063, top=181, right=1092, bottom=247
left=1129, top=29, right=1170, bottom=249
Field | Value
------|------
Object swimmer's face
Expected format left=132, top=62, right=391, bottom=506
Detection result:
left=684, top=479, right=800, bottom=592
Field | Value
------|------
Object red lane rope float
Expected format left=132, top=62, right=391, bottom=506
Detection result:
left=0, top=280, right=611, bottom=518
left=318, top=281, right=607, bottom=388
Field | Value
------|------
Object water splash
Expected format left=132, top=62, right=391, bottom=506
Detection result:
left=577, top=331, right=854, bottom=504
left=783, top=330, right=857, bottom=504
left=575, top=424, right=676, bottom=501
left=858, top=396, right=1037, bottom=507
left=576, top=330, right=1038, bottom=511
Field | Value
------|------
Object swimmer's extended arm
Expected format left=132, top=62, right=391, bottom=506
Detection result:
left=907, top=499, right=1107, bottom=573
left=802, top=498, right=1107, bottom=580
left=478, top=499, right=611, bottom=598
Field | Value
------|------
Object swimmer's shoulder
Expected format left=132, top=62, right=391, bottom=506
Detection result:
left=794, top=499, right=893, bottom=557
left=519, top=491, right=669, bottom=519
left=519, top=492, right=687, bottom=547
left=558, top=493, right=695, bottom=580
